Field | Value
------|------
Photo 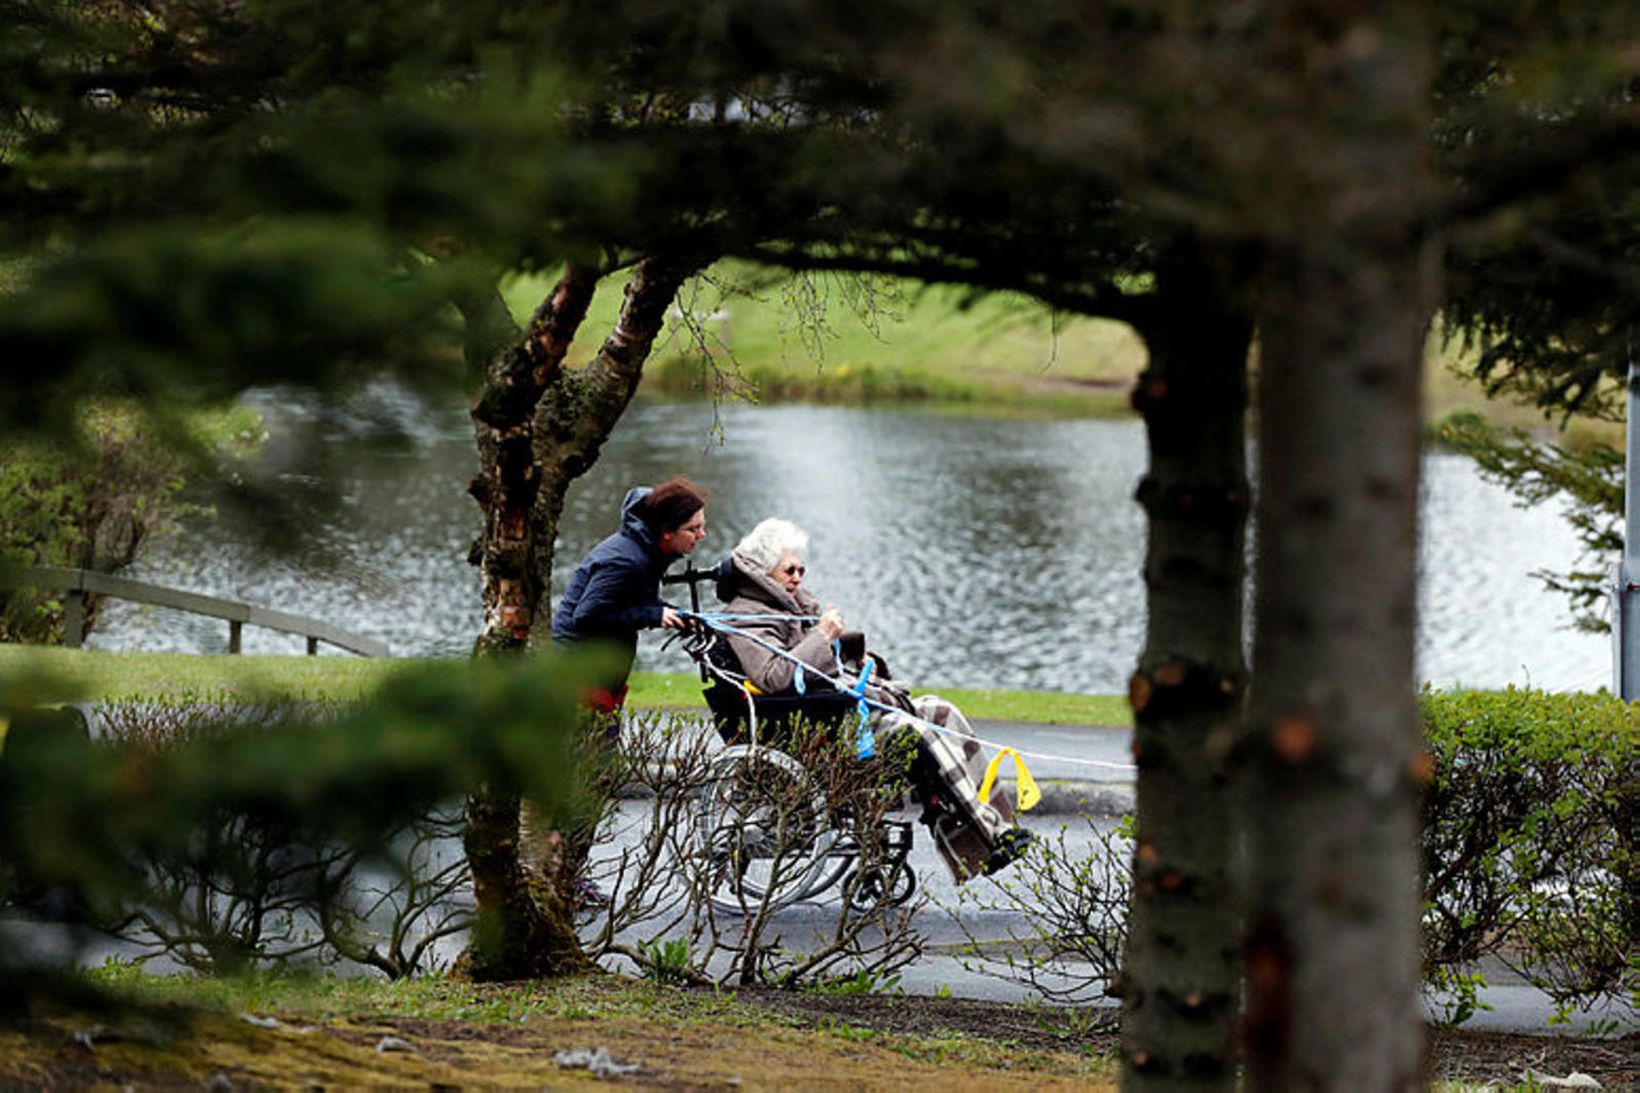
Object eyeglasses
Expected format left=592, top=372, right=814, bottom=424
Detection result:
left=779, top=563, right=806, bottom=577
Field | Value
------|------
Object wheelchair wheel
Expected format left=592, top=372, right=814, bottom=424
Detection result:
left=846, top=862, right=917, bottom=912
left=696, top=746, right=846, bottom=915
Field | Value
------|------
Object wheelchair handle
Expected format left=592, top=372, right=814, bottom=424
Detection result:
left=662, top=557, right=729, bottom=614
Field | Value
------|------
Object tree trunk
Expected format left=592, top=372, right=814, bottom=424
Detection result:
left=469, top=264, right=599, bottom=657
left=1120, top=241, right=1254, bottom=1091
left=1242, top=8, right=1435, bottom=1084
left=527, top=253, right=703, bottom=615
left=461, top=255, right=700, bottom=981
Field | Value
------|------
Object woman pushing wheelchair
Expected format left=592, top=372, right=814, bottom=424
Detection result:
left=706, top=517, right=1034, bottom=883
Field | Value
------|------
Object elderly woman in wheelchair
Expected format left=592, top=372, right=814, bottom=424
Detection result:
left=675, top=518, right=1034, bottom=914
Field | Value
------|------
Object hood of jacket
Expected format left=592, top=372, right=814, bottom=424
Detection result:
left=617, top=486, right=658, bottom=552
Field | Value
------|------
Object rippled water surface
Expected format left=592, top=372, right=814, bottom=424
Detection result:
left=93, top=387, right=1610, bottom=693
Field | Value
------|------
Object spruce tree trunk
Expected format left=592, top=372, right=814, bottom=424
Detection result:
left=1120, top=242, right=1254, bottom=1091
left=1242, top=8, right=1434, bottom=1083
left=461, top=255, right=700, bottom=980
left=1246, top=239, right=1430, bottom=1092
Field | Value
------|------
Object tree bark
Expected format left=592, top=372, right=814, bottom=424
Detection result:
left=1120, top=240, right=1254, bottom=1091
left=527, top=253, right=704, bottom=615
left=461, top=254, right=701, bottom=981
left=1242, top=7, right=1435, bottom=1085
left=469, top=264, right=599, bottom=657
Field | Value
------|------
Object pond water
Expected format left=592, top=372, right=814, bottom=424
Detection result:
left=93, top=385, right=1612, bottom=694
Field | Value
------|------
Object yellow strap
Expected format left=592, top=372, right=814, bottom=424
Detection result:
left=977, top=747, right=1041, bottom=813
left=740, top=681, right=764, bottom=697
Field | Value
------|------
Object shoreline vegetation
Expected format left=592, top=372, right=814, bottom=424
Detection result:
left=508, top=264, right=1144, bottom=421
left=505, top=263, right=1618, bottom=444
left=0, top=646, right=1135, bottom=727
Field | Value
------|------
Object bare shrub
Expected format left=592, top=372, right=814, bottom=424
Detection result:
left=91, top=697, right=471, bottom=978
left=313, top=805, right=472, bottom=979
left=575, top=713, right=925, bottom=989
left=703, top=723, right=924, bottom=989
left=945, top=817, right=1130, bottom=1017
left=574, top=709, right=718, bottom=979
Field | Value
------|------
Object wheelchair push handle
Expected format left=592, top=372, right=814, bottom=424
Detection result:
left=661, top=556, right=732, bottom=615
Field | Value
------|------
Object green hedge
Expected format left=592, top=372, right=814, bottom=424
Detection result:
left=1421, top=687, right=1638, bottom=1023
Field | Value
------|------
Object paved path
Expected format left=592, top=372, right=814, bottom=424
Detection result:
left=587, top=795, right=1636, bottom=1037
left=610, top=711, right=1636, bottom=1036
left=641, top=708, right=1136, bottom=815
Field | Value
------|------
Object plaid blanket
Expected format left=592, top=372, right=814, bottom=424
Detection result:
left=878, top=695, right=1022, bottom=882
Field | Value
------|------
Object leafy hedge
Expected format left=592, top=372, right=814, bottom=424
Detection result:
left=1421, top=687, right=1638, bottom=1023
left=0, top=402, right=261, bottom=644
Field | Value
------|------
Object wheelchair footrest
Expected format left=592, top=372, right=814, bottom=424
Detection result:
left=880, top=819, right=914, bottom=865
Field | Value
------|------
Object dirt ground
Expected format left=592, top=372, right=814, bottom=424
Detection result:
left=743, top=991, right=1639, bottom=1088
left=1, top=982, right=1634, bottom=1089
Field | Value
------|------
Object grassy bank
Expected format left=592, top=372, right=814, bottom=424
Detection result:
left=503, top=261, right=1599, bottom=437
left=0, top=646, right=1134, bottom=727
left=503, top=263, right=1140, bottom=418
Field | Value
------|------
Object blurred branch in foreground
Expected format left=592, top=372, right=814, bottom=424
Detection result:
left=0, top=651, right=602, bottom=1014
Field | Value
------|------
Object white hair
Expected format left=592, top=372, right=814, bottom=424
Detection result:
left=734, top=518, right=810, bottom=574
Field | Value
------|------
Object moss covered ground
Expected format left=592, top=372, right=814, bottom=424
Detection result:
left=4, top=971, right=1633, bottom=1089
left=1, top=973, right=1118, bottom=1089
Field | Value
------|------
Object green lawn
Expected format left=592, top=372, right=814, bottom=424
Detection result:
left=506, top=262, right=1149, bottom=416
left=0, top=646, right=1133, bottom=727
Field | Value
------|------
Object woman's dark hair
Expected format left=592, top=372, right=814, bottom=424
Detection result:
left=637, top=475, right=707, bottom=532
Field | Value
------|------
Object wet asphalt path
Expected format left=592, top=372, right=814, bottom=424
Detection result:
left=596, top=711, right=1638, bottom=1036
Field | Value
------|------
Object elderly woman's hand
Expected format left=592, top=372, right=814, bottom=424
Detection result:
left=817, top=606, right=845, bottom=640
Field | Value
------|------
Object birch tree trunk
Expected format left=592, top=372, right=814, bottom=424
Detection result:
left=461, top=254, right=700, bottom=980
left=1121, top=240, right=1254, bottom=1090
left=1243, top=6, right=1436, bottom=1085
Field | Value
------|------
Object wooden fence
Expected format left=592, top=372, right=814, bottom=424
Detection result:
left=1, top=565, right=389, bottom=657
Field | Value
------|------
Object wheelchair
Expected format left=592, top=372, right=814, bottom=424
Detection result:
left=664, top=564, right=919, bottom=916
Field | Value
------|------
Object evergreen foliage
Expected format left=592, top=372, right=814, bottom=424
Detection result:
left=1435, top=3, right=1638, bottom=636
left=1439, top=412, right=1622, bottom=633
left=0, top=654, right=594, bottom=1009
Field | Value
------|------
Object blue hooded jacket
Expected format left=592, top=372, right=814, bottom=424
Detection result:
left=551, top=486, right=677, bottom=681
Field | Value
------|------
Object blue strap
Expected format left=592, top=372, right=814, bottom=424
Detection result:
left=853, top=658, right=875, bottom=759
left=698, top=611, right=820, bottom=622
